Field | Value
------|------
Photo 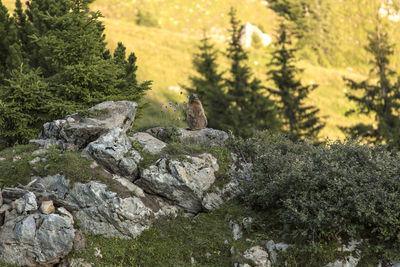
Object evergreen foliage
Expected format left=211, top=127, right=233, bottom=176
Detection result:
left=268, top=0, right=331, bottom=64
left=268, top=23, right=324, bottom=140
left=185, top=35, right=233, bottom=131
left=0, top=0, right=150, bottom=147
left=342, top=23, right=400, bottom=149
left=0, top=0, right=21, bottom=85
left=226, top=8, right=279, bottom=137
left=0, top=66, right=52, bottom=146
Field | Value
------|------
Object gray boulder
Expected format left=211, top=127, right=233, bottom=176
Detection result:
left=202, top=153, right=252, bottom=211
left=0, top=214, right=75, bottom=266
left=265, top=240, right=290, bottom=265
left=136, top=153, right=219, bottom=213
left=66, top=181, right=154, bottom=239
left=229, top=220, right=243, bottom=241
left=33, top=174, right=70, bottom=199
left=129, top=132, right=167, bottom=155
left=243, top=246, right=271, bottom=267
left=39, top=101, right=137, bottom=149
left=146, top=127, right=229, bottom=147
left=12, top=192, right=38, bottom=214
left=83, top=128, right=142, bottom=181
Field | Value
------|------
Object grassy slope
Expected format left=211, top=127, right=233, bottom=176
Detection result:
left=3, top=0, right=389, bottom=139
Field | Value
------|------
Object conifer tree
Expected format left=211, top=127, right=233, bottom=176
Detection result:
left=0, top=0, right=21, bottom=85
left=0, top=66, right=53, bottom=146
left=268, top=0, right=330, bottom=63
left=226, top=8, right=279, bottom=137
left=268, top=23, right=324, bottom=140
left=342, top=23, right=400, bottom=149
left=0, top=0, right=150, bottom=147
left=185, top=35, right=232, bottom=131
left=113, top=42, right=151, bottom=102
left=15, top=0, right=150, bottom=114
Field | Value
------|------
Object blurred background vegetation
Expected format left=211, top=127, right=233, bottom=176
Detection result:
left=3, top=0, right=399, bottom=139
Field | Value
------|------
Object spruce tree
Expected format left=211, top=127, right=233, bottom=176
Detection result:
left=0, top=0, right=21, bottom=85
left=268, top=23, right=324, bottom=140
left=185, top=35, right=232, bottom=131
left=226, top=8, right=279, bottom=137
left=0, top=66, right=53, bottom=146
left=16, top=0, right=150, bottom=114
left=342, top=24, right=400, bottom=149
left=113, top=42, right=151, bottom=102
left=0, top=0, right=150, bottom=147
left=268, top=0, right=330, bottom=63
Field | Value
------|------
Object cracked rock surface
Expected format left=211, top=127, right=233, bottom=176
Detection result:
left=0, top=214, right=75, bottom=266
left=136, top=153, right=219, bottom=213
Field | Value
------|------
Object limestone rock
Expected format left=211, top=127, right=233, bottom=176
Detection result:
left=12, top=192, right=38, bottom=214
left=0, top=214, right=75, bottom=266
left=136, top=153, right=219, bottom=213
left=33, top=174, right=70, bottom=199
left=240, top=22, right=272, bottom=48
left=113, top=175, right=145, bottom=198
left=202, top=192, right=224, bottom=211
left=229, top=221, right=243, bottom=241
left=129, top=132, right=167, bottom=155
left=83, top=128, right=142, bottom=181
left=265, top=240, right=290, bottom=265
left=40, top=200, right=55, bottom=214
left=29, top=157, right=41, bottom=166
left=39, top=101, right=137, bottom=149
left=57, top=207, right=74, bottom=225
left=243, top=246, right=271, bottom=267
left=66, top=181, right=153, bottom=239
left=146, top=127, right=229, bottom=147
left=32, top=148, right=48, bottom=156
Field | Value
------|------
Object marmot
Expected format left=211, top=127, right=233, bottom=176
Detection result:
left=186, top=94, right=207, bottom=130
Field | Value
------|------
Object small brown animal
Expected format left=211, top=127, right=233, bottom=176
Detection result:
left=186, top=94, right=207, bottom=130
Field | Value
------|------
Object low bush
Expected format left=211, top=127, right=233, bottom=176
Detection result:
left=232, top=132, right=400, bottom=263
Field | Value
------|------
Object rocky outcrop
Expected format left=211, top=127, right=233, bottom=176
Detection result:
left=129, top=132, right=167, bottom=155
left=136, top=153, right=219, bottom=213
left=0, top=213, right=74, bottom=266
left=265, top=240, right=290, bottom=265
left=146, top=127, right=229, bottom=147
left=202, top=153, right=252, bottom=211
left=240, top=22, right=272, bottom=48
left=39, top=101, right=137, bottom=149
left=11, top=192, right=38, bottom=214
left=66, top=181, right=178, bottom=239
left=33, top=174, right=71, bottom=199
left=243, top=246, right=271, bottom=267
left=67, top=181, right=153, bottom=239
left=83, top=128, right=142, bottom=181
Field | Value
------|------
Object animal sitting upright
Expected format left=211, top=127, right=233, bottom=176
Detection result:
left=186, top=94, right=208, bottom=130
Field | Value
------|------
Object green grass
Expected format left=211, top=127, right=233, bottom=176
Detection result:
left=68, top=202, right=257, bottom=266
left=0, top=144, right=134, bottom=196
left=0, top=144, right=39, bottom=187
left=68, top=200, right=354, bottom=266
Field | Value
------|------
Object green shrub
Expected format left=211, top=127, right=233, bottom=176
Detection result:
left=233, top=132, right=400, bottom=263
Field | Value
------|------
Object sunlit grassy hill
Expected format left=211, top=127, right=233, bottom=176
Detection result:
left=6, top=0, right=398, bottom=139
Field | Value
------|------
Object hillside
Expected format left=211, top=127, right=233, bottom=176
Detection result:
left=5, top=0, right=399, bottom=139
